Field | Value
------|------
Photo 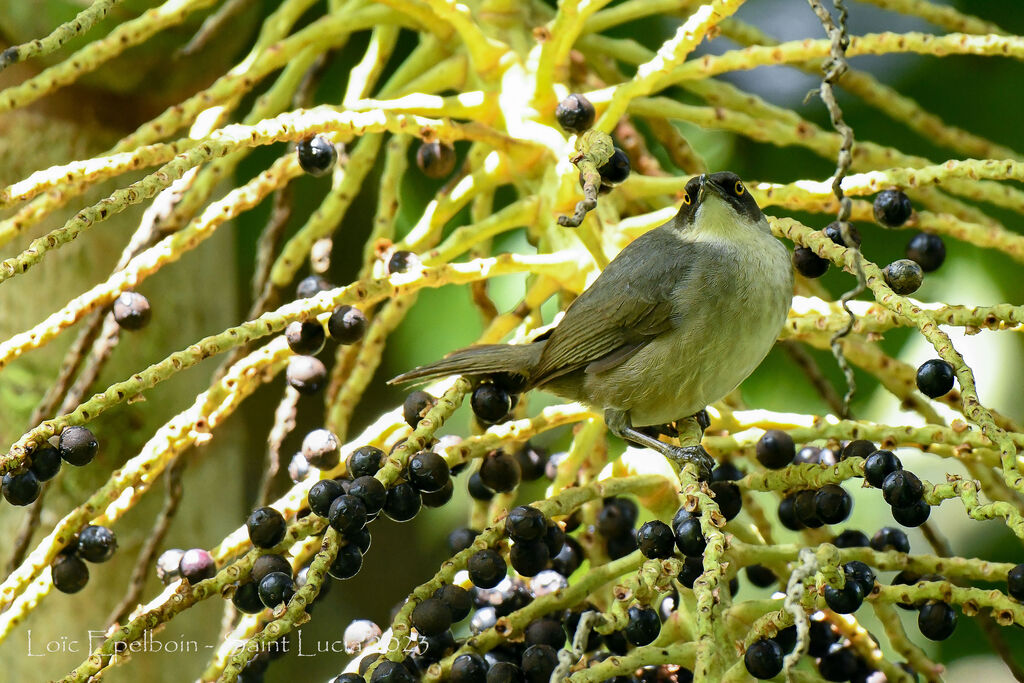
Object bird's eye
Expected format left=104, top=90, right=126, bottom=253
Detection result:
left=734, top=181, right=745, bottom=195
left=682, top=192, right=692, bottom=205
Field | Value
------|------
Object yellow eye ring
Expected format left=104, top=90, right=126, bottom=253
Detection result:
left=734, top=181, right=745, bottom=195
left=682, top=193, right=692, bottom=205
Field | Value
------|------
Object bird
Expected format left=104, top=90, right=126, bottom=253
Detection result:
left=390, top=172, right=793, bottom=478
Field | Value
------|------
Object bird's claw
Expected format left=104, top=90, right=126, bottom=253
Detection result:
left=668, top=445, right=714, bottom=481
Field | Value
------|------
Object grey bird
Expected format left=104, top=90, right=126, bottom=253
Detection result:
left=390, top=172, right=793, bottom=478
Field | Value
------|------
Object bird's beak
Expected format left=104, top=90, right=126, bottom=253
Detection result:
left=698, top=174, right=726, bottom=203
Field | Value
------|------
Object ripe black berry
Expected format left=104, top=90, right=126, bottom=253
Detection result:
left=451, top=653, right=489, bottom=683
left=844, top=561, right=876, bottom=596
left=59, top=425, right=98, bottom=466
left=521, top=644, right=558, bottom=683
left=525, top=618, right=565, bottom=650
left=824, top=221, right=862, bottom=248
left=543, top=520, right=565, bottom=557
left=416, top=141, right=457, bottom=179
left=773, top=625, right=797, bottom=654
left=892, top=498, right=930, bottom=527
left=297, top=136, right=337, bottom=177
left=349, top=476, right=387, bottom=514
left=479, top=451, right=521, bottom=493
left=403, top=391, right=436, bottom=429
left=756, top=430, right=795, bottom=469
left=597, top=147, right=630, bottom=186
left=296, top=274, right=332, bottom=299
left=676, top=555, right=704, bottom=588
left=745, top=564, right=776, bottom=588
left=600, top=497, right=639, bottom=538
left=744, top=638, right=783, bottom=680
left=808, top=620, right=840, bottom=657
left=833, top=529, right=870, bottom=548
left=916, top=359, right=955, bottom=398
left=468, top=471, right=495, bottom=501
left=252, top=554, right=291, bottom=584
left=348, top=446, right=384, bottom=478
left=555, top=93, right=595, bottom=133
left=2, top=470, right=40, bottom=505
left=332, top=675, right=365, bottom=683
left=247, top=507, right=287, bottom=548
left=711, top=462, right=742, bottom=482
left=818, top=646, right=866, bottom=682
left=350, top=527, right=372, bottom=554
left=258, top=571, right=295, bottom=607
left=873, top=189, right=913, bottom=227
left=1008, top=564, right=1024, bottom=602
left=328, top=543, right=363, bottom=579
left=510, top=540, right=549, bottom=577
left=778, top=494, right=802, bottom=531
left=842, top=439, right=876, bottom=461
left=387, top=250, right=419, bottom=275
left=607, top=530, right=637, bottom=559
left=77, top=525, right=118, bottom=562
left=674, top=517, right=706, bottom=557
left=468, top=549, right=507, bottom=589
left=814, top=484, right=852, bottom=525
left=285, top=320, right=326, bottom=355
left=513, top=444, right=549, bottom=481
left=412, top=597, right=452, bottom=636
left=882, top=470, right=924, bottom=507
left=883, top=259, right=923, bottom=295
left=507, top=506, right=546, bottom=542
left=864, top=449, right=902, bottom=488
left=232, top=581, right=265, bottom=614
left=710, top=480, right=742, bottom=520
left=637, top=521, right=675, bottom=559
left=383, top=482, right=421, bottom=522
left=624, top=606, right=660, bottom=646
left=179, top=548, right=216, bottom=583
left=472, top=383, right=512, bottom=424
left=871, top=526, right=910, bottom=553
left=448, top=527, right=480, bottom=555
left=329, top=495, right=368, bottom=535
left=551, top=537, right=583, bottom=577
left=824, top=576, right=864, bottom=614
left=906, top=232, right=945, bottom=272
left=434, top=584, right=472, bottom=622
left=792, top=246, right=829, bottom=278
left=287, top=355, right=327, bottom=394
left=52, top=554, right=89, bottom=593
left=408, top=450, right=450, bottom=492
left=29, top=445, right=61, bottom=481
left=794, top=489, right=824, bottom=528
left=485, top=661, right=523, bottom=683
left=308, top=479, right=345, bottom=517
left=328, top=305, right=367, bottom=344
left=918, top=600, right=957, bottom=640
left=112, top=291, right=151, bottom=330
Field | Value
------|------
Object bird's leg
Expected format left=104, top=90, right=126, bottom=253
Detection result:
left=604, top=409, right=714, bottom=480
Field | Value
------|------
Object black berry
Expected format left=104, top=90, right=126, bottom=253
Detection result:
left=296, top=274, right=332, bottom=299
left=285, top=320, right=326, bottom=355
left=387, top=250, right=419, bottom=275
left=883, top=259, right=923, bottom=295
left=551, top=537, right=583, bottom=576
left=513, top=444, right=549, bottom=481
left=408, top=451, right=450, bottom=492
left=892, top=498, right=930, bottom=527
left=303, top=429, right=341, bottom=470
left=421, top=478, right=454, bottom=508
left=677, top=556, right=704, bottom=588
left=52, top=554, right=89, bottom=593
left=916, top=359, right=955, bottom=398
left=864, top=449, right=902, bottom=488
left=472, top=383, right=512, bottom=424
left=624, top=606, right=660, bottom=646
left=824, top=221, right=861, bottom=248
left=710, top=480, right=742, bottom=521
left=434, top=584, right=472, bottom=622
left=507, top=505, right=546, bottom=542
left=328, top=544, right=363, bottom=579
left=308, top=479, right=345, bottom=517
left=112, top=291, right=151, bottom=330
left=871, top=526, right=910, bottom=553
left=873, top=189, right=913, bottom=227
left=555, top=93, right=595, bottom=133
left=287, top=355, right=327, bottom=394
left=778, top=494, right=803, bottom=531
left=59, top=426, right=98, bottom=466
left=348, top=446, right=384, bottom=478
left=468, top=471, right=495, bottom=501
left=179, top=548, right=216, bottom=583
left=606, top=530, right=637, bottom=559
left=543, top=521, right=565, bottom=557
left=824, top=576, right=864, bottom=614
left=918, top=600, right=957, bottom=640
left=403, top=391, right=436, bottom=429
left=468, top=549, right=507, bottom=589
left=156, top=549, right=185, bottom=583
left=842, top=439, right=876, bottom=461
left=1008, top=565, right=1024, bottom=601
left=792, top=247, right=828, bottom=278
left=29, top=445, right=62, bottom=481
left=882, top=470, right=924, bottom=507
left=844, top=561, right=876, bottom=596
left=448, top=528, right=480, bottom=555
left=819, top=647, right=866, bottom=682
left=745, top=564, right=776, bottom=588
left=756, top=430, right=794, bottom=469
left=252, top=554, right=291, bottom=584
left=814, top=484, right=852, bottom=525
left=383, top=482, right=421, bottom=522
left=258, top=571, right=295, bottom=607
left=328, top=305, right=367, bottom=344
left=349, top=476, right=387, bottom=515
left=412, top=597, right=452, bottom=636
left=521, top=644, right=558, bottom=683
left=77, top=524, right=118, bottom=562
left=485, top=662, right=523, bottom=683
left=416, top=141, right=457, bottom=179
left=674, top=517, right=706, bottom=557
left=637, top=521, right=675, bottom=559
left=232, top=581, right=265, bottom=614
left=833, top=529, right=870, bottom=548
left=329, top=495, right=368, bottom=535
left=297, top=136, right=337, bottom=176
left=794, top=489, right=824, bottom=528
left=479, top=451, right=520, bottom=493
left=2, top=470, right=40, bottom=505
left=906, top=232, right=945, bottom=272
left=600, top=497, right=638, bottom=538
left=510, top=540, right=549, bottom=577
left=451, top=653, right=489, bottom=683
left=808, top=620, right=839, bottom=657
left=744, top=638, right=783, bottom=680
left=598, top=147, right=630, bottom=185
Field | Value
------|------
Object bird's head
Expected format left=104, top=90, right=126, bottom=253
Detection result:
left=674, top=171, right=769, bottom=237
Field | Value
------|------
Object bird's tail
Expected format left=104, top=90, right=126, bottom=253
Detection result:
left=388, top=342, right=543, bottom=385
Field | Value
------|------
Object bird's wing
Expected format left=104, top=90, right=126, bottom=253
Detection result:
left=531, top=227, right=699, bottom=385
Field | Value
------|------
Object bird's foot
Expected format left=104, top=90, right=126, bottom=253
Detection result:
left=666, top=444, right=714, bottom=481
